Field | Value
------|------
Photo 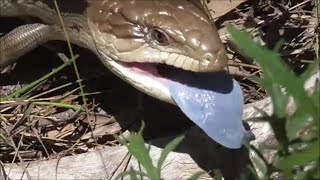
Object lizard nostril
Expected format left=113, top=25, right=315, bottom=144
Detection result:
left=201, top=53, right=214, bottom=66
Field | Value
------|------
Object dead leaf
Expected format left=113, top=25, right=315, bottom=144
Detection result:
left=207, top=0, right=247, bottom=19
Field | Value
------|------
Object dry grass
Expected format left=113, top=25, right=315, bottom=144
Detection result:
left=0, top=0, right=318, bottom=165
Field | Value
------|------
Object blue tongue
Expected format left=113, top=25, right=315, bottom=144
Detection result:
left=168, top=71, right=246, bottom=149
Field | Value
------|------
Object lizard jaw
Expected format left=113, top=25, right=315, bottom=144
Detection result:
left=99, top=52, right=174, bottom=104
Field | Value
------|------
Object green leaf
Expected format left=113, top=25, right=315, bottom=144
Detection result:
left=276, top=140, right=320, bottom=170
left=294, top=168, right=313, bottom=180
left=286, top=108, right=313, bottom=140
left=114, top=169, right=148, bottom=180
left=227, top=24, right=319, bottom=180
left=246, top=165, right=261, bottom=180
left=311, top=88, right=320, bottom=120
left=265, top=116, right=289, bottom=153
left=113, top=134, right=128, bottom=146
left=259, top=78, right=288, bottom=118
left=213, top=169, right=224, bottom=180
left=157, top=135, right=184, bottom=170
left=299, top=60, right=319, bottom=83
left=249, top=146, right=268, bottom=177
left=118, top=121, right=160, bottom=179
left=187, top=171, right=207, bottom=180
left=227, top=27, right=318, bottom=118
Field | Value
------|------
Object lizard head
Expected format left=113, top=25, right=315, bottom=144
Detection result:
left=86, top=0, right=229, bottom=103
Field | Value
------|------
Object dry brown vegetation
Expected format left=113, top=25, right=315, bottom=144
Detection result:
left=0, top=0, right=318, bottom=179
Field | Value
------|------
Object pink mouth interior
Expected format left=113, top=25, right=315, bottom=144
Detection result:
left=123, top=62, right=168, bottom=85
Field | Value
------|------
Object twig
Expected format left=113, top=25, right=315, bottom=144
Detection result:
left=288, top=0, right=312, bottom=11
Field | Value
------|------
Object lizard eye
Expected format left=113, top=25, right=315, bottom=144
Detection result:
left=150, top=28, right=170, bottom=46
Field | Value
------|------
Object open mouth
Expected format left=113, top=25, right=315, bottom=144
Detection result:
left=122, top=63, right=167, bottom=81
left=108, top=59, right=249, bottom=149
left=123, top=62, right=177, bottom=82
left=107, top=60, right=175, bottom=104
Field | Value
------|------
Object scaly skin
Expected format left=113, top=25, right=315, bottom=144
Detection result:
left=0, top=0, right=229, bottom=104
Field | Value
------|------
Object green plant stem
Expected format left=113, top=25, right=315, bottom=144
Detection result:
left=53, top=0, right=88, bottom=108
left=1, top=55, right=79, bottom=101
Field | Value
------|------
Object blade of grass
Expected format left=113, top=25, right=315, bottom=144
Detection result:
left=115, top=122, right=161, bottom=179
left=9, top=103, right=34, bottom=135
left=2, top=54, right=79, bottom=101
left=32, top=101, right=83, bottom=111
left=114, top=169, right=148, bottom=180
left=276, top=140, right=320, bottom=170
left=22, top=79, right=49, bottom=99
left=157, top=135, right=184, bottom=171
left=187, top=171, right=207, bottom=180
left=53, top=0, right=87, bottom=108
